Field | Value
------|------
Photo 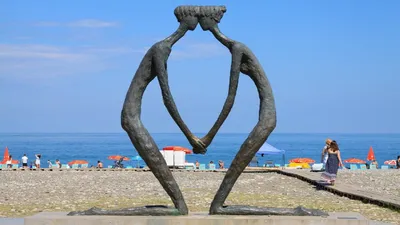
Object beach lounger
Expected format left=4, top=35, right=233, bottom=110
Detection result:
left=265, top=160, right=274, bottom=167
left=381, top=165, right=389, bottom=170
left=126, top=166, right=133, bottom=169
left=360, top=165, right=367, bottom=170
left=209, top=164, right=216, bottom=170
left=199, top=164, right=206, bottom=170
left=350, top=164, right=358, bottom=170
left=107, top=166, right=112, bottom=169
left=12, top=164, right=18, bottom=169
left=61, top=164, right=68, bottom=168
left=370, top=165, right=377, bottom=170
left=81, top=164, right=88, bottom=168
left=71, top=164, right=79, bottom=169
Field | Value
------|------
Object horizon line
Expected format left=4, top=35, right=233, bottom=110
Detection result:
left=0, top=132, right=399, bottom=135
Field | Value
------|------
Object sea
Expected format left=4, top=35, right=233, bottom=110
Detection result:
left=0, top=133, right=399, bottom=168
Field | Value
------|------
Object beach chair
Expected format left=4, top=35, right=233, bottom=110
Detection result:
left=71, top=164, right=78, bottom=169
left=0, top=164, right=3, bottom=169
left=107, top=165, right=112, bottom=169
left=265, top=160, right=274, bottom=168
left=61, top=164, right=68, bottom=169
left=360, top=165, right=367, bottom=170
left=81, top=164, right=88, bottom=168
left=199, top=164, right=206, bottom=170
left=209, top=164, right=216, bottom=170
left=370, top=165, right=377, bottom=170
left=381, top=165, right=389, bottom=170
left=126, top=166, right=133, bottom=169
left=350, top=164, right=358, bottom=170
left=12, top=164, right=18, bottom=169
left=274, top=164, right=281, bottom=168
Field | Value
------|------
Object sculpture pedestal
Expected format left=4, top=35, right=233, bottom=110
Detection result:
left=24, top=212, right=369, bottom=225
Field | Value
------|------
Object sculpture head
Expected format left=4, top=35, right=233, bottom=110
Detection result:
left=174, top=6, right=200, bottom=31
left=198, top=6, right=226, bottom=31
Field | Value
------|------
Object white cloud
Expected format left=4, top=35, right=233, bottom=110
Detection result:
left=0, top=41, right=228, bottom=81
left=34, top=19, right=118, bottom=28
left=67, top=19, right=118, bottom=28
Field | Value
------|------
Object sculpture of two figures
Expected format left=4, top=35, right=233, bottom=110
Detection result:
left=69, top=5, right=328, bottom=217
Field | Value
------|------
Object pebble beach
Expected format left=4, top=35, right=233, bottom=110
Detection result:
left=0, top=170, right=399, bottom=224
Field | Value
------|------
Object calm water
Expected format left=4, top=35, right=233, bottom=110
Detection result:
left=0, top=133, right=399, bottom=168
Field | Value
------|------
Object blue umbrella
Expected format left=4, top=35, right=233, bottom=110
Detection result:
left=133, top=155, right=142, bottom=168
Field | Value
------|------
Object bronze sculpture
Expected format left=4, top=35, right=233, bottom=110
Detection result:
left=68, top=5, right=327, bottom=217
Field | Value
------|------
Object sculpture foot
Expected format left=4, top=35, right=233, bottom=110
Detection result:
left=210, top=205, right=329, bottom=217
left=67, top=205, right=183, bottom=216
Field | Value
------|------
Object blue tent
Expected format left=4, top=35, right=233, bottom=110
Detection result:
left=256, top=143, right=286, bottom=166
left=257, top=143, right=285, bottom=155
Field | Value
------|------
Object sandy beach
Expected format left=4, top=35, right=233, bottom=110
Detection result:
left=0, top=170, right=399, bottom=224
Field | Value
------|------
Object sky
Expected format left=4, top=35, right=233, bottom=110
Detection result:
left=0, top=0, right=399, bottom=133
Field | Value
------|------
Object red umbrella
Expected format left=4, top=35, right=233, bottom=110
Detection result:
left=1, top=146, right=19, bottom=164
left=384, top=160, right=396, bottom=166
left=108, top=155, right=130, bottom=161
left=344, top=158, right=366, bottom=164
left=163, top=146, right=192, bottom=154
left=289, top=158, right=315, bottom=163
left=367, top=146, right=375, bottom=161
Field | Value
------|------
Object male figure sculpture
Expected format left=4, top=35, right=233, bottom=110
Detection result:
left=69, top=5, right=327, bottom=217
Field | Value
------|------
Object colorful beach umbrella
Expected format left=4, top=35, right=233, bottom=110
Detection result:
left=107, top=155, right=130, bottom=161
left=344, top=158, right=366, bottom=164
left=68, top=160, right=89, bottom=165
left=384, top=160, right=396, bottom=166
left=367, top=146, right=375, bottom=161
left=289, top=158, right=315, bottom=163
left=1, top=146, right=19, bottom=164
left=163, top=146, right=192, bottom=154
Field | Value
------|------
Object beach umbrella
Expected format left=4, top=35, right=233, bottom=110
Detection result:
left=289, top=158, right=315, bottom=163
left=384, top=160, right=396, bottom=166
left=107, top=155, right=130, bottom=161
left=163, top=146, right=192, bottom=154
left=367, top=146, right=375, bottom=161
left=344, top=158, right=366, bottom=164
left=68, top=160, right=89, bottom=165
left=1, top=146, right=19, bottom=164
left=133, top=155, right=142, bottom=168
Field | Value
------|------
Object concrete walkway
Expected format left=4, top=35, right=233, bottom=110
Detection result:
left=278, top=169, right=400, bottom=211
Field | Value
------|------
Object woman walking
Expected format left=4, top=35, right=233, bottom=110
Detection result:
left=321, top=140, right=344, bottom=185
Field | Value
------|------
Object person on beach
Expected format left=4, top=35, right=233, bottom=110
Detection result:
left=6, top=155, right=12, bottom=168
left=47, top=160, right=53, bottom=168
left=321, top=138, right=332, bottom=168
left=396, top=156, right=400, bottom=169
left=35, top=154, right=41, bottom=169
left=218, top=160, right=224, bottom=169
left=209, top=161, right=215, bottom=168
left=321, top=140, right=344, bottom=185
left=195, top=160, right=200, bottom=169
left=371, top=159, right=378, bottom=168
left=21, top=154, right=28, bottom=168
left=55, top=159, right=61, bottom=168
left=97, top=161, right=103, bottom=168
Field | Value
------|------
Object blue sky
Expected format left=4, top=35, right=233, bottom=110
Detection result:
left=0, top=0, right=399, bottom=133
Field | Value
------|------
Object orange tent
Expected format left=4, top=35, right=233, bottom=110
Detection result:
left=1, top=146, right=19, bottom=164
left=163, top=146, right=192, bottom=154
left=367, top=146, right=375, bottom=161
left=344, top=158, right=366, bottom=164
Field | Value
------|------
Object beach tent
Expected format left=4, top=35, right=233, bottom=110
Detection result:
left=256, top=143, right=286, bottom=165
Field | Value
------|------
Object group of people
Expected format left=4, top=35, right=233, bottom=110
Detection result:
left=6, top=154, right=42, bottom=168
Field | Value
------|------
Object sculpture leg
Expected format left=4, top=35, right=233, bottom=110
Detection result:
left=209, top=122, right=328, bottom=217
left=68, top=118, right=188, bottom=216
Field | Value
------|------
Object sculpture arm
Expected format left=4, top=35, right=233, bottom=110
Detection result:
left=153, top=54, right=206, bottom=152
left=201, top=46, right=241, bottom=146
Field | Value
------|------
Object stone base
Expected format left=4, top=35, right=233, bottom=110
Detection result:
left=24, top=212, right=369, bottom=225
